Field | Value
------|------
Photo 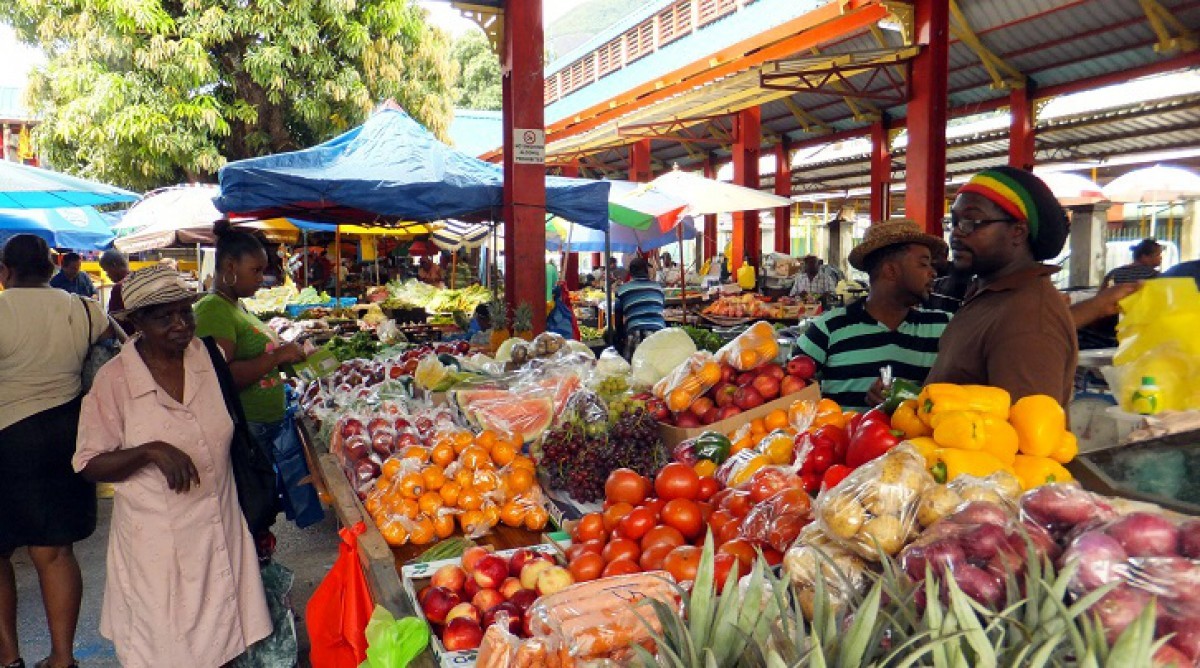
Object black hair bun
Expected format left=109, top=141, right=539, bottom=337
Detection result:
left=213, top=218, right=235, bottom=237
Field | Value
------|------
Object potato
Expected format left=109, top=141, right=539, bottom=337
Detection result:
left=861, top=515, right=909, bottom=555
left=865, top=483, right=919, bottom=518
left=917, top=486, right=964, bottom=528
left=990, top=471, right=1023, bottom=500
left=958, top=487, right=1005, bottom=507
left=821, top=496, right=866, bottom=540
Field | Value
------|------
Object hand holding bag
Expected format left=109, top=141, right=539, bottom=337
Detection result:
left=201, top=336, right=280, bottom=537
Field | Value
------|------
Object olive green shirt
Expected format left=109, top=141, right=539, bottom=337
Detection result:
left=193, top=294, right=285, bottom=423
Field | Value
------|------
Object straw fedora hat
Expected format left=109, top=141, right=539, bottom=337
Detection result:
left=113, top=265, right=200, bottom=317
left=847, top=219, right=948, bottom=272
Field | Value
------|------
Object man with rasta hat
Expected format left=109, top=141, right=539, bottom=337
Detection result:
left=925, top=166, right=1077, bottom=405
left=797, top=219, right=950, bottom=409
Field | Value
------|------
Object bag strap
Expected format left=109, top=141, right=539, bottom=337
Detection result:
left=77, top=295, right=97, bottom=347
left=201, top=336, right=249, bottom=429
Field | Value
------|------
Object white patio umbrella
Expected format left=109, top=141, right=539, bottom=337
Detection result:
left=646, top=167, right=792, bottom=216
left=1103, top=165, right=1200, bottom=203
left=113, top=183, right=223, bottom=231
left=1033, top=171, right=1108, bottom=206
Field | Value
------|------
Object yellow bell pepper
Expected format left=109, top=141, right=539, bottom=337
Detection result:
left=931, top=411, right=985, bottom=450
left=979, top=416, right=1019, bottom=465
left=907, top=437, right=940, bottom=466
left=917, top=384, right=1011, bottom=426
left=1009, top=395, right=1066, bottom=457
left=1012, top=454, right=1074, bottom=490
left=928, top=448, right=1013, bottom=484
left=1050, top=431, right=1079, bottom=464
left=892, top=399, right=930, bottom=439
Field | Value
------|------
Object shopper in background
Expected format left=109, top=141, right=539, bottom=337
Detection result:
left=614, top=257, right=666, bottom=358
left=0, top=234, right=110, bottom=668
left=545, top=257, right=558, bottom=301
left=98, top=249, right=131, bottom=315
left=925, top=167, right=1076, bottom=405
left=73, top=266, right=271, bottom=667
left=799, top=220, right=950, bottom=409
left=418, top=256, right=444, bottom=287
left=49, top=253, right=96, bottom=298
left=789, top=254, right=837, bottom=298
left=1102, top=237, right=1162, bottom=287
left=194, top=221, right=324, bottom=531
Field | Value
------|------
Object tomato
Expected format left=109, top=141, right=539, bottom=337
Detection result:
left=707, top=510, right=737, bottom=542
left=718, top=538, right=757, bottom=567
left=639, top=542, right=675, bottom=571
left=574, top=513, right=607, bottom=543
left=713, top=553, right=741, bottom=593
left=617, top=507, right=657, bottom=541
left=696, top=476, right=720, bottom=502
left=602, top=559, right=642, bottom=577
left=641, top=525, right=686, bottom=552
left=605, top=468, right=648, bottom=506
left=602, top=538, right=641, bottom=564
left=745, top=467, right=793, bottom=503
left=698, top=501, right=713, bottom=525
left=710, top=489, right=732, bottom=508
left=715, top=517, right=741, bottom=545
left=661, top=498, right=703, bottom=539
left=566, top=538, right=605, bottom=561
left=602, top=502, right=634, bottom=531
left=568, top=553, right=605, bottom=582
left=720, top=490, right=753, bottom=518
left=641, top=497, right=665, bottom=519
left=759, top=546, right=784, bottom=566
left=771, top=488, right=812, bottom=516
left=654, top=463, right=701, bottom=501
left=767, top=514, right=809, bottom=552
left=663, top=545, right=702, bottom=583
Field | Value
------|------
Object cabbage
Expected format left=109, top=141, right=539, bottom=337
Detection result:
left=563, top=340, right=593, bottom=357
left=494, top=337, right=523, bottom=363
left=630, top=328, right=697, bottom=389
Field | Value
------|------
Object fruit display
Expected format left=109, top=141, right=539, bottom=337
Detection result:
left=701, top=293, right=780, bottom=319
left=715, top=320, right=780, bottom=371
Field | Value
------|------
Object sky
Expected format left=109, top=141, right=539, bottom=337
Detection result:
left=0, top=1, right=591, bottom=89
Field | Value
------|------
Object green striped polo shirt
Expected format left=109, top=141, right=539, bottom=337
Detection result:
left=797, top=299, right=950, bottom=410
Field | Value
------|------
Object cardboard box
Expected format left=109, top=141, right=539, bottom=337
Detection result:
left=658, top=381, right=821, bottom=450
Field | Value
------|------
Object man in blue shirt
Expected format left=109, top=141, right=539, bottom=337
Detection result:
left=49, top=252, right=96, bottom=297
left=614, top=257, right=665, bottom=357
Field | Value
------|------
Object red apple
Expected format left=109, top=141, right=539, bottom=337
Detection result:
left=699, top=407, right=720, bottom=425
left=508, top=549, right=551, bottom=578
left=735, top=371, right=756, bottom=388
left=462, top=577, right=482, bottom=600
left=445, top=602, right=482, bottom=626
left=420, top=586, right=461, bottom=625
left=482, top=601, right=522, bottom=634
left=508, top=589, right=539, bottom=614
left=716, top=405, right=742, bottom=421
left=675, top=412, right=701, bottom=428
left=759, top=363, right=786, bottom=381
left=342, top=435, right=370, bottom=462
left=786, top=355, right=817, bottom=381
left=395, top=431, right=420, bottom=450
left=367, top=417, right=392, bottom=435
left=712, top=382, right=738, bottom=408
left=780, top=375, right=807, bottom=397
left=720, top=364, right=736, bottom=383
left=441, top=617, right=484, bottom=651
left=461, top=546, right=491, bottom=574
left=473, top=555, right=509, bottom=589
left=340, top=418, right=365, bottom=439
left=519, top=560, right=554, bottom=590
left=751, top=375, right=780, bottom=401
left=499, top=577, right=524, bottom=599
left=431, top=565, right=467, bottom=593
left=734, top=386, right=765, bottom=411
left=472, top=588, right=505, bottom=612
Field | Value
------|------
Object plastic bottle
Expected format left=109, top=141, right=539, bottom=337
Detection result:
left=1130, top=376, right=1163, bottom=415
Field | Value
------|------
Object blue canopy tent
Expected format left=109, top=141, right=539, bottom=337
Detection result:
left=214, top=105, right=611, bottom=230
left=0, top=207, right=115, bottom=250
left=0, top=161, right=139, bottom=209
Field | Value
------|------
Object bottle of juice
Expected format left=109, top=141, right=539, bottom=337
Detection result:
left=1130, top=376, right=1163, bottom=415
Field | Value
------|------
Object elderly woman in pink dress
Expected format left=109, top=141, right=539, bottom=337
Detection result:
left=73, top=267, right=271, bottom=667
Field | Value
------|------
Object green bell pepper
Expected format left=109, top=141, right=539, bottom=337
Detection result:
left=881, top=378, right=922, bottom=415
left=693, top=431, right=732, bottom=464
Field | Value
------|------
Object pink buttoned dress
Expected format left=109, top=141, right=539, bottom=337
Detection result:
left=73, top=337, right=271, bottom=667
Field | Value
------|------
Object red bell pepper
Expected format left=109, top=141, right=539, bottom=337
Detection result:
left=845, top=420, right=903, bottom=468
left=812, top=425, right=850, bottom=463
left=821, top=464, right=853, bottom=491
left=847, top=407, right=890, bottom=436
left=800, top=469, right=822, bottom=495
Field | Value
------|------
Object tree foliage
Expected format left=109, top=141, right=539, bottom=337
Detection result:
left=450, top=30, right=501, bottom=111
left=1, top=0, right=457, bottom=190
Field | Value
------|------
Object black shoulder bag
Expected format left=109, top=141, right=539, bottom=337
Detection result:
left=201, top=336, right=279, bottom=537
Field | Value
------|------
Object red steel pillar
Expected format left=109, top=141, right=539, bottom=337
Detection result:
left=502, top=0, right=547, bottom=332
left=731, top=107, right=761, bottom=273
left=702, top=159, right=718, bottom=261
left=870, top=116, right=891, bottom=223
left=629, top=139, right=653, bottom=183
left=560, top=163, right=581, bottom=290
left=1008, top=85, right=1035, bottom=170
left=774, top=138, right=792, bottom=254
left=904, top=0, right=950, bottom=235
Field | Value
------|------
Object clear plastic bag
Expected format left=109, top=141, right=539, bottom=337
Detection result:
left=812, top=444, right=933, bottom=560
left=913, top=470, right=1023, bottom=528
left=739, top=487, right=813, bottom=552
left=1017, top=482, right=1117, bottom=542
left=651, top=351, right=721, bottom=414
left=715, top=321, right=780, bottom=371
left=782, top=523, right=869, bottom=618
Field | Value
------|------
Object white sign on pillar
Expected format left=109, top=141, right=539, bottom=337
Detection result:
left=513, top=128, right=545, bottom=165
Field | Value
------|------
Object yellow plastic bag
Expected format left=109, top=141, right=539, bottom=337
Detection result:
left=1113, top=278, right=1200, bottom=411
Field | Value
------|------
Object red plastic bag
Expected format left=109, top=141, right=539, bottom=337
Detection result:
left=307, top=522, right=373, bottom=668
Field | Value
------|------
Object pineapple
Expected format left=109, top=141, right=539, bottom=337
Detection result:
left=513, top=302, right=534, bottom=340
left=488, top=296, right=509, bottom=352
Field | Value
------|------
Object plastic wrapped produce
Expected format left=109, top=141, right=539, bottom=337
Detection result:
left=652, top=351, right=721, bottom=414
left=913, top=470, right=1024, bottom=529
left=782, top=523, right=870, bottom=618
left=739, top=487, right=812, bottom=552
left=1018, top=482, right=1117, bottom=542
left=715, top=321, right=780, bottom=371
left=630, top=328, right=697, bottom=389
left=813, top=444, right=934, bottom=560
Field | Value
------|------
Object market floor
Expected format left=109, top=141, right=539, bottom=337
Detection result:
left=10, top=499, right=341, bottom=667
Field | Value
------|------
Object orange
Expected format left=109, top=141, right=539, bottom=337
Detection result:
left=764, top=409, right=789, bottom=432
left=418, top=491, right=444, bottom=516
left=502, top=432, right=524, bottom=451
left=503, top=467, right=535, bottom=495
left=459, top=509, right=485, bottom=533
left=430, top=442, right=456, bottom=467
left=524, top=506, right=549, bottom=531
left=409, top=516, right=436, bottom=545
left=693, top=459, right=718, bottom=477
left=697, top=361, right=721, bottom=386
left=432, top=513, right=455, bottom=539
left=439, top=481, right=462, bottom=507
left=458, top=489, right=484, bottom=511
left=381, top=458, right=403, bottom=480
left=459, top=447, right=490, bottom=470
left=500, top=501, right=526, bottom=527
left=421, top=465, right=446, bottom=491
left=401, top=445, right=430, bottom=463
left=730, top=436, right=753, bottom=455
left=374, top=476, right=392, bottom=493
left=490, top=440, right=517, bottom=467
left=509, top=455, right=536, bottom=473
left=453, top=467, right=475, bottom=489
left=474, top=429, right=498, bottom=451
left=480, top=503, right=500, bottom=528
left=378, top=520, right=408, bottom=546
left=667, top=388, right=693, bottom=413
left=399, top=473, right=425, bottom=498
left=473, top=469, right=501, bottom=494
left=364, top=493, right=384, bottom=516
left=398, top=498, right=420, bottom=520
left=816, top=398, right=842, bottom=416
left=749, top=418, right=767, bottom=436
left=737, top=349, right=759, bottom=370
left=382, top=489, right=406, bottom=512
left=452, top=431, right=475, bottom=453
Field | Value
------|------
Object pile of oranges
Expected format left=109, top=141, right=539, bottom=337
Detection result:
left=364, top=429, right=550, bottom=547
left=653, top=352, right=723, bottom=413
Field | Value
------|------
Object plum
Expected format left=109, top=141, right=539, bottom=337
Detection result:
left=1062, top=531, right=1129, bottom=591
left=1106, top=513, right=1180, bottom=558
left=902, top=540, right=966, bottom=581
left=1163, top=615, right=1200, bottom=662
left=1092, top=585, right=1152, bottom=644
left=1180, top=520, right=1200, bottom=560
left=961, top=523, right=1011, bottom=562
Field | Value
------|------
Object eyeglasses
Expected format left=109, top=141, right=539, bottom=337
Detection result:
left=949, top=217, right=1014, bottom=235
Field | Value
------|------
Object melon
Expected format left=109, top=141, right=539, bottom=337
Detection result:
left=450, top=388, right=512, bottom=415
left=467, top=396, right=555, bottom=444
left=535, top=375, right=582, bottom=418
